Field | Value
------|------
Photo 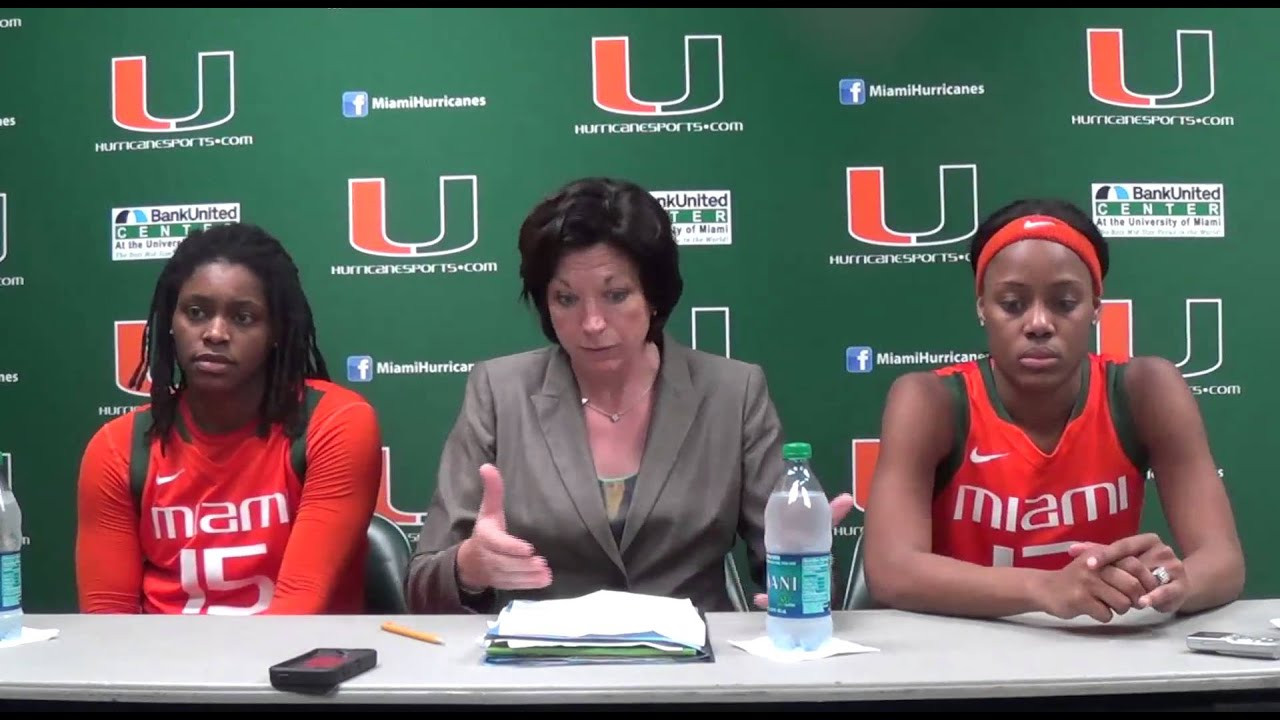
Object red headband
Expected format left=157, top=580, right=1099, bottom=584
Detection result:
left=975, top=214, right=1102, bottom=296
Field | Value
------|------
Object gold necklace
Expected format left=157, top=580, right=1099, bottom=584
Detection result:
left=581, top=382, right=654, bottom=423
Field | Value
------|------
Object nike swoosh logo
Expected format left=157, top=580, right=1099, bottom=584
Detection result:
left=156, top=470, right=184, bottom=485
left=969, top=449, right=1008, bottom=464
left=1023, top=220, right=1054, bottom=229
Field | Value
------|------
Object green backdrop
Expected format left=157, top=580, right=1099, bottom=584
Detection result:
left=0, top=8, right=1274, bottom=612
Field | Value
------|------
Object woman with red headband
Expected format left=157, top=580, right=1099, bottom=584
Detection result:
left=862, top=198, right=1245, bottom=623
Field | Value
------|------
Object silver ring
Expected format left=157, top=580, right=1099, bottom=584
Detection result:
left=1152, top=566, right=1172, bottom=586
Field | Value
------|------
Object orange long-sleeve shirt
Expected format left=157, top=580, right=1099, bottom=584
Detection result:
left=75, top=379, right=382, bottom=615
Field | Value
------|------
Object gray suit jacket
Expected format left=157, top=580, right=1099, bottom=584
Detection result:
left=405, top=334, right=784, bottom=614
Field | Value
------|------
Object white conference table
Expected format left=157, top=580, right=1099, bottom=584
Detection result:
left=3, top=599, right=1280, bottom=709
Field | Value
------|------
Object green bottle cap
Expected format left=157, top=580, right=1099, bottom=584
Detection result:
left=782, top=442, right=812, bottom=460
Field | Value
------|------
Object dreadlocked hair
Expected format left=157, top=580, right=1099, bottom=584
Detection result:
left=129, top=222, right=329, bottom=447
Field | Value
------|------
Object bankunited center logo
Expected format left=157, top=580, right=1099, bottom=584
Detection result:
left=651, top=190, right=732, bottom=246
left=576, top=34, right=743, bottom=136
left=1091, top=183, right=1224, bottom=239
left=830, top=163, right=978, bottom=267
left=111, top=202, right=241, bottom=261
left=96, top=50, right=255, bottom=153
left=1073, top=28, right=1234, bottom=128
left=334, top=174, right=497, bottom=277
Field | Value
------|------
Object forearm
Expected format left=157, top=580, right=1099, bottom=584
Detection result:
left=871, top=550, right=1047, bottom=619
left=1178, top=543, right=1246, bottom=614
left=75, top=545, right=143, bottom=614
left=78, top=586, right=142, bottom=614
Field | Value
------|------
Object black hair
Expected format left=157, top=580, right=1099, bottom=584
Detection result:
left=969, top=197, right=1110, bottom=284
left=130, top=222, right=329, bottom=445
left=516, top=177, right=683, bottom=345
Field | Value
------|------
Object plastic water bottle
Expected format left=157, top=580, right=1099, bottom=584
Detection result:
left=0, top=453, right=22, bottom=642
left=765, top=442, right=832, bottom=651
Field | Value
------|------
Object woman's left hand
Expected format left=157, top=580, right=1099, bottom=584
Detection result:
left=1068, top=533, right=1190, bottom=614
left=751, top=492, right=857, bottom=610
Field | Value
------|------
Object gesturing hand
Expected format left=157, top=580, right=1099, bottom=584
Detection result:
left=456, top=463, right=553, bottom=592
left=1069, top=533, right=1189, bottom=614
left=752, top=492, right=857, bottom=610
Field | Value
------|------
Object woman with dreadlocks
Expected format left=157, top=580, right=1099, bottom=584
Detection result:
left=75, top=223, right=383, bottom=615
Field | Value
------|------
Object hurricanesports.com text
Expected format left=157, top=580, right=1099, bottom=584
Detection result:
left=574, top=120, right=744, bottom=135
left=99, top=404, right=146, bottom=417
left=1190, top=383, right=1242, bottom=396
left=1070, top=115, right=1235, bottom=127
left=95, top=135, right=256, bottom=153
left=330, top=261, right=499, bottom=276
left=830, top=252, right=969, bottom=265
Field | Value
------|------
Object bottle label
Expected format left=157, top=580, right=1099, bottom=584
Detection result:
left=0, top=550, right=19, bottom=611
left=766, top=552, right=830, bottom=619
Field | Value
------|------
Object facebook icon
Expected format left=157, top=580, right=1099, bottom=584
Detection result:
left=846, top=346, right=874, bottom=373
left=839, top=78, right=866, bottom=106
left=347, top=355, right=374, bottom=382
left=342, top=91, right=369, bottom=118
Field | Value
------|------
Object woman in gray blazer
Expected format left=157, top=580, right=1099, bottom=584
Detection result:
left=405, top=177, right=852, bottom=614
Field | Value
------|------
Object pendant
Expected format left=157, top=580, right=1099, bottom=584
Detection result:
left=610, top=413, right=621, bottom=423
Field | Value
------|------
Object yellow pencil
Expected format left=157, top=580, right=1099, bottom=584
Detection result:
left=381, top=621, right=446, bottom=646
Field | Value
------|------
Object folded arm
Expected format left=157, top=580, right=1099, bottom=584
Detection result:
left=863, top=372, right=1047, bottom=618
left=1126, top=356, right=1245, bottom=614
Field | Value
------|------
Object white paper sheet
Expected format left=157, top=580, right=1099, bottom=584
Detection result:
left=0, top=626, right=59, bottom=649
left=729, top=635, right=879, bottom=662
left=492, top=590, right=707, bottom=649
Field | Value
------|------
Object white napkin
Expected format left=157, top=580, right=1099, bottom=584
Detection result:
left=729, top=635, right=879, bottom=662
left=1268, top=619, right=1280, bottom=630
left=0, top=626, right=59, bottom=649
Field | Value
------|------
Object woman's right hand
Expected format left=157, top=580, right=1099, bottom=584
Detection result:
left=456, top=463, right=553, bottom=592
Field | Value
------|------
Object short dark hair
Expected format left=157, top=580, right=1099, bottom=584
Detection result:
left=969, top=197, right=1109, bottom=283
left=517, top=177, right=683, bottom=345
left=131, top=222, right=329, bottom=447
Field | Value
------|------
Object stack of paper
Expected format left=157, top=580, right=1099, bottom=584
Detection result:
left=483, top=590, right=712, bottom=665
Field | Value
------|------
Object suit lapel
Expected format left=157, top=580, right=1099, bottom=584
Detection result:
left=620, top=337, right=697, bottom=554
left=532, top=348, right=626, bottom=573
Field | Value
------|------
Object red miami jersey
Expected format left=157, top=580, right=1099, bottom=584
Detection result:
left=930, top=354, right=1148, bottom=571
left=76, top=379, right=382, bottom=615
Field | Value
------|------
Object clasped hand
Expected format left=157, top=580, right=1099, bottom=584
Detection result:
left=1037, top=532, right=1189, bottom=622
